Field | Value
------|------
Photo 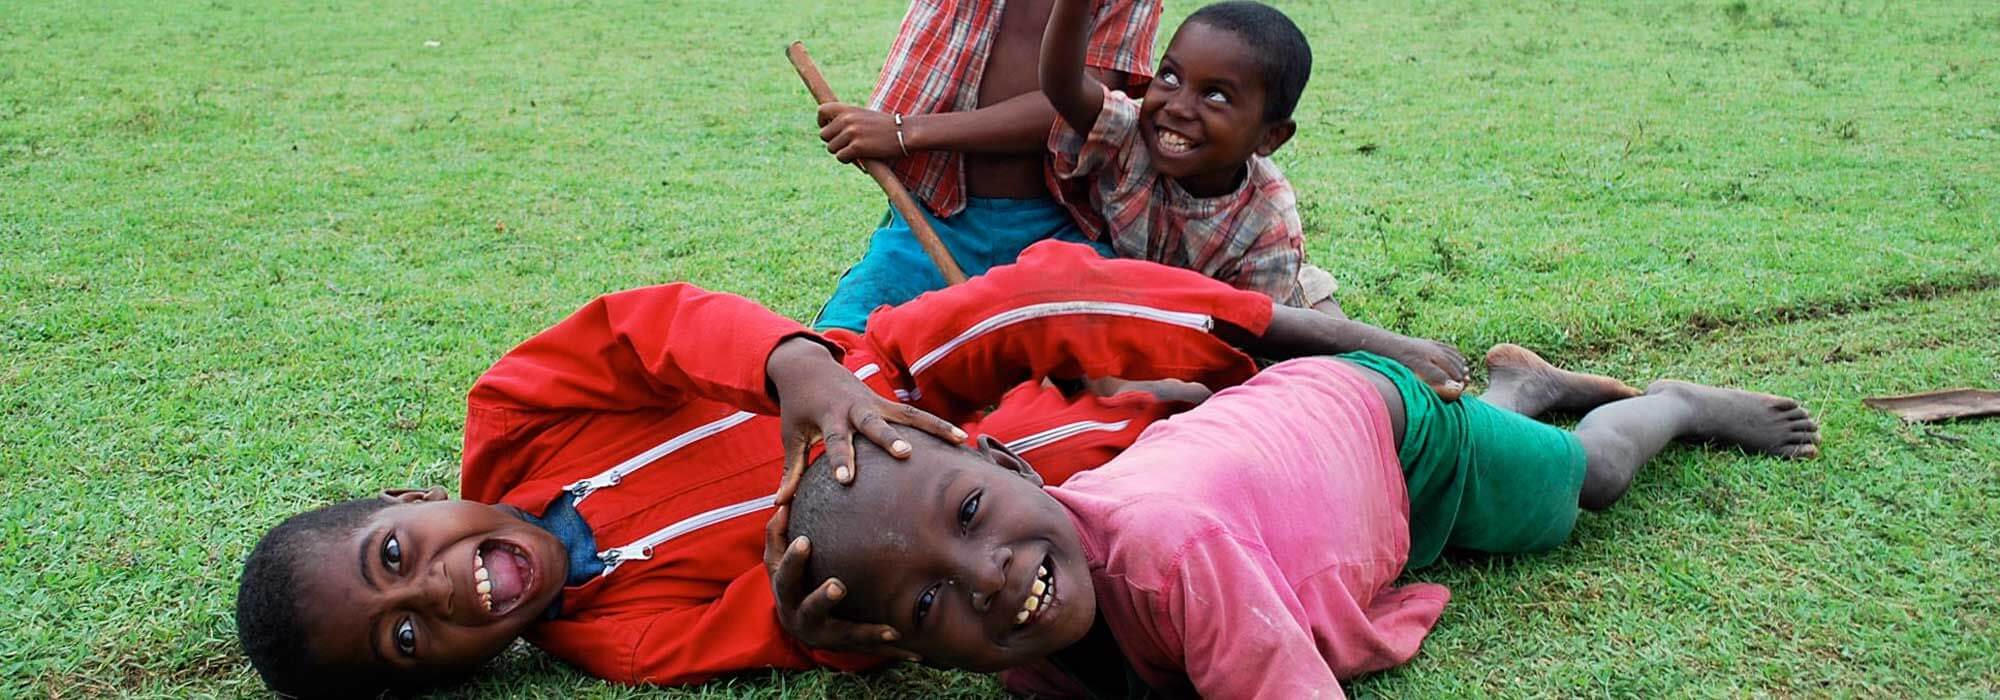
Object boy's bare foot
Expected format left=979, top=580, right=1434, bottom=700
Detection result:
left=1645, top=380, right=1821, bottom=459
left=1483, top=343, right=1642, bottom=418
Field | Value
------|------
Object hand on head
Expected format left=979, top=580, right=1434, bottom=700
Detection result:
left=767, top=337, right=966, bottom=506
left=765, top=434, right=1093, bottom=672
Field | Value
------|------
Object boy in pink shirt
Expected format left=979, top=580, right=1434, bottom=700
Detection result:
left=777, top=309, right=1819, bottom=697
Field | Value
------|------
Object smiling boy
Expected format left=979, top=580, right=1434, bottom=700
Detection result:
left=1042, top=0, right=1329, bottom=310
left=784, top=348, right=1822, bottom=697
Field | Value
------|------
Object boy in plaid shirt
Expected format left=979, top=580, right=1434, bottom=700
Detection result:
left=1044, top=1, right=1340, bottom=312
left=812, top=0, right=1164, bottom=333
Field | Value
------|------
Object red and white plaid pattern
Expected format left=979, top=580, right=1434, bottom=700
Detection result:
left=869, top=0, right=1161, bottom=218
left=1048, top=88, right=1308, bottom=304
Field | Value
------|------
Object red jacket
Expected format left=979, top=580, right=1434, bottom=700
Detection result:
left=460, top=242, right=1275, bottom=685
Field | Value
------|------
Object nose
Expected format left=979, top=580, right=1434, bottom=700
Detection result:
left=964, top=546, right=1012, bottom=613
left=1163, top=92, right=1197, bottom=120
left=406, top=557, right=455, bottom=618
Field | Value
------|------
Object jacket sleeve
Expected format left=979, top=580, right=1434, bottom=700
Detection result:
left=531, top=566, right=885, bottom=687
left=467, top=283, right=834, bottom=416
left=860, top=241, right=1273, bottom=423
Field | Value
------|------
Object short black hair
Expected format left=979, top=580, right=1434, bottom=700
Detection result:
left=236, top=497, right=397, bottom=699
left=1185, top=1, right=1314, bottom=122
left=784, top=440, right=909, bottom=618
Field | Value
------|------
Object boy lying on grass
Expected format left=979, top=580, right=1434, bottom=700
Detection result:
left=779, top=329, right=1821, bottom=697
left=1042, top=0, right=1339, bottom=313
left=231, top=241, right=1466, bottom=697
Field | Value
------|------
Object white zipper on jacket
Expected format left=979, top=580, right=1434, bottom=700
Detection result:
left=597, top=495, right=777, bottom=573
left=908, top=302, right=1213, bottom=376
left=563, top=411, right=757, bottom=502
left=1003, top=419, right=1132, bottom=455
left=561, top=364, right=883, bottom=503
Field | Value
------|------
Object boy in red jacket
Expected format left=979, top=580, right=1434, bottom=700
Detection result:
left=234, top=242, right=1472, bottom=697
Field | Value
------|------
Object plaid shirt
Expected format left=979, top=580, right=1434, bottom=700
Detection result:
left=1048, top=88, right=1308, bottom=304
left=869, top=0, right=1161, bottom=218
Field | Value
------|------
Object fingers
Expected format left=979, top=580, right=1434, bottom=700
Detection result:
left=763, top=505, right=792, bottom=570
left=825, top=430, right=857, bottom=484
left=794, top=577, right=853, bottom=634
left=825, top=131, right=854, bottom=158
left=891, top=402, right=968, bottom=445
left=770, top=533, right=811, bottom=608
left=835, top=145, right=862, bottom=164
left=851, top=407, right=912, bottom=459
left=774, top=434, right=810, bottom=506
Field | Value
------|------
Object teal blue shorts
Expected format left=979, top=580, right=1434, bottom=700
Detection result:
left=812, top=197, right=1113, bottom=332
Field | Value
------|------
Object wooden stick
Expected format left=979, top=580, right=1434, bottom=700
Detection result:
left=787, top=41, right=969, bottom=285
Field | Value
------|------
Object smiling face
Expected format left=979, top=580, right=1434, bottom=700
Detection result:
left=1141, top=20, right=1297, bottom=197
left=793, top=436, right=1096, bottom=672
left=295, top=491, right=568, bottom=682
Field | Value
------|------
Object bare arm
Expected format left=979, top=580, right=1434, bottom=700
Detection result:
left=1040, top=0, right=1107, bottom=133
left=1226, top=305, right=1470, bottom=400
left=817, top=68, right=1132, bottom=163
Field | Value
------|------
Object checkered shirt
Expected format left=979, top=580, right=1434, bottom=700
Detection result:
left=869, top=0, right=1161, bottom=218
left=1047, top=88, right=1307, bottom=304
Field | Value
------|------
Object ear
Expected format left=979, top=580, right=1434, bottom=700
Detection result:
left=1255, top=119, right=1296, bottom=157
left=974, top=435, right=1043, bottom=488
left=379, top=486, right=449, bottom=504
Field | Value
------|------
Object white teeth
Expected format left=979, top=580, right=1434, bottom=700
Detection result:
left=1015, top=609, right=1030, bottom=624
left=1038, top=566, right=1047, bottom=577
left=1024, top=596, right=1040, bottom=612
left=1158, top=130, right=1194, bottom=153
left=1031, top=579, right=1046, bottom=596
left=475, top=566, right=489, bottom=581
left=477, top=580, right=493, bottom=594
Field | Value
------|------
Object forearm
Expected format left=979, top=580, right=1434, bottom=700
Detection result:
left=1040, top=0, right=1105, bottom=131
left=764, top=337, right=848, bottom=408
left=1229, top=304, right=1416, bottom=360
left=904, top=91, right=1056, bottom=155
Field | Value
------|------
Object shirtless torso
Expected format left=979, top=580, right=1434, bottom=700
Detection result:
left=969, top=0, right=1058, bottom=198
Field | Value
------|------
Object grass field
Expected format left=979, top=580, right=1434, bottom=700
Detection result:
left=4, top=0, right=1996, bottom=696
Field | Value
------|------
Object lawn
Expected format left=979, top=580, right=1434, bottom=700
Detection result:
left=3, top=0, right=1995, bottom=696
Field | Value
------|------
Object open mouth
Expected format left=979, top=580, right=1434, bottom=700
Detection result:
left=1013, top=555, right=1057, bottom=628
left=473, top=540, right=536, bottom=617
left=1155, top=127, right=1198, bottom=155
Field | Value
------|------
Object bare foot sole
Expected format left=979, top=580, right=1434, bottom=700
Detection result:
left=1646, top=380, right=1821, bottom=459
left=1483, top=343, right=1642, bottom=418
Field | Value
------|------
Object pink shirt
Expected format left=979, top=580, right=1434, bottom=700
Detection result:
left=1003, top=358, right=1449, bottom=699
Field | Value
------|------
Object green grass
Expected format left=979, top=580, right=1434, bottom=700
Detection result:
left=3, top=0, right=1995, bottom=696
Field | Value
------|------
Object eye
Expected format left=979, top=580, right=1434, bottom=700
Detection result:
left=1159, top=71, right=1181, bottom=88
left=957, top=492, right=981, bottom=529
left=394, top=618, right=417, bottom=656
left=1204, top=89, right=1229, bottom=104
left=914, top=584, right=939, bottom=627
left=381, top=534, right=403, bottom=573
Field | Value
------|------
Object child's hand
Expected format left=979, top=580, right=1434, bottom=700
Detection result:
left=818, top=103, right=907, bottom=163
left=767, top=338, right=966, bottom=505
left=1383, top=337, right=1470, bottom=401
left=764, top=506, right=922, bottom=661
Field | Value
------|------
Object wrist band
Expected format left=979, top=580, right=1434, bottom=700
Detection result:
left=893, top=113, right=910, bottom=156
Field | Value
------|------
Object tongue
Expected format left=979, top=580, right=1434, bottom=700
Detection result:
left=484, top=545, right=529, bottom=605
